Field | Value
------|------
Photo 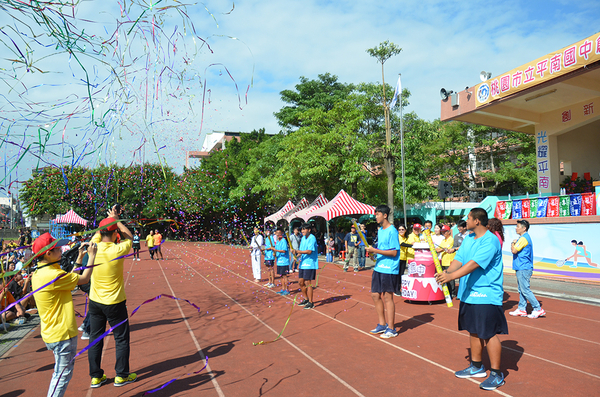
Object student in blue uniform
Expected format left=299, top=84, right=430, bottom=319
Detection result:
left=272, top=228, right=291, bottom=295
left=435, top=208, right=508, bottom=391
left=263, top=229, right=276, bottom=288
left=365, top=205, right=400, bottom=339
left=292, top=223, right=319, bottom=310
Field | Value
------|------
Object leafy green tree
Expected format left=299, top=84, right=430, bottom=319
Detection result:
left=427, top=121, right=537, bottom=199
left=367, top=40, right=403, bottom=221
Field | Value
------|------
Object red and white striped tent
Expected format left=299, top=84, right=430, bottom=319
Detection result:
left=55, top=209, right=88, bottom=226
left=281, top=197, right=310, bottom=221
left=305, top=190, right=375, bottom=221
left=264, top=200, right=295, bottom=224
left=287, top=193, right=329, bottom=222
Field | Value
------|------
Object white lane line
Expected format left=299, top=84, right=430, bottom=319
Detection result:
left=174, top=255, right=366, bottom=397
left=190, top=245, right=600, bottom=382
left=157, top=261, right=225, bottom=397
left=180, top=247, right=511, bottom=396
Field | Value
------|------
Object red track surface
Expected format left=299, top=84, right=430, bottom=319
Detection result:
left=1, top=241, right=599, bottom=396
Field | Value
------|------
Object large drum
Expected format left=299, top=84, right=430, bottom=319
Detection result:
left=401, top=243, right=445, bottom=302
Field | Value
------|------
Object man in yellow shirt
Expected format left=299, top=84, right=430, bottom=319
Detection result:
left=32, top=233, right=95, bottom=397
left=88, top=206, right=135, bottom=388
left=153, top=229, right=164, bottom=260
left=145, top=230, right=155, bottom=260
left=436, top=225, right=456, bottom=298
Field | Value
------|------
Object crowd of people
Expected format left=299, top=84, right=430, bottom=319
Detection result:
left=0, top=204, right=551, bottom=394
left=245, top=208, right=547, bottom=392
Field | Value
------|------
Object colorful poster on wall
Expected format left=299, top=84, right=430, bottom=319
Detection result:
left=559, top=196, right=570, bottom=217
left=512, top=199, right=522, bottom=219
left=582, top=193, right=596, bottom=215
left=547, top=196, right=559, bottom=217
left=569, top=194, right=582, bottom=216
left=529, top=198, right=538, bottom=218
left=502, top=223, right=600, bottom=283
left=537, top=197, right=548, bottom=217
left=522, top=199, right=531, bottom=218
left=494, top=201, right=506, bottom=219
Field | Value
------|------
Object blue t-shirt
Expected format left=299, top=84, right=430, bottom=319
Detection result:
left=299, top=234, right=319, bottom=270
left=373, top=225, right=401, bottom=275
left=264, top=235, right=275, bottom=260
left=455, top=230, right=504, bottom=306
left=275, top=238, right=289, bottom=267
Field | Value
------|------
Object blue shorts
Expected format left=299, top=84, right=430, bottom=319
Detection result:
left=277, top=266, right=289, bottom=276
left=458, top=301, right=508, bottom=340
left=371, top=270, right=399, bottom=293
left=298, top=268, right=316, bottom=280
left=265, top=259, right=275, bottom=268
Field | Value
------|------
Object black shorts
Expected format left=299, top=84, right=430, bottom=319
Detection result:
left=133, top=244, right=140, bottom=250
left=298, top=268, right=316, bottom=280
left=265, top=259, right=275, bottom=268
left=277, top=266, right=289, bottom=276
left=371, top=270, right=399, bottom=293
left=458, top=301, right=508, bottom=340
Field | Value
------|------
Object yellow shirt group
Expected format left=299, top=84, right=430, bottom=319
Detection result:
left=405, top=232, right=422, bottom=261
left=146, top=234, right=155, bottom=248
left=90, top=234, right=133, bottom=305
left=398, top=234, right=408, bottom=261
left=32, top=264, right=79, bottom=344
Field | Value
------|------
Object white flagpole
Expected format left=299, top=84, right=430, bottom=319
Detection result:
left=399, top=74, right=407, bottom=227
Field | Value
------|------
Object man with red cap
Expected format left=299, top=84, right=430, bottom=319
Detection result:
left=402, top=223, right=424, bottom=264
left=87, top=205, right=136, bottom=388
left=31, top=233, right=96, bottom=397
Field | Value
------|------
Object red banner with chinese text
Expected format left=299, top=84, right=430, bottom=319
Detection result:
left=547, top=196, right=559, bottom=217
left=522, top=199, right=531, bottom=218
left=581, top=193, right=596, bottom=216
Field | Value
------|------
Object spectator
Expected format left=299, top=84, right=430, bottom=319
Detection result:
left=487, top=218, right=505, bottom=246
left=509, top=220, right=545, bottom=319
left=31, top=233, right=95, bottom=397
left=344, top=226, right=360, bottom=272
left=357, top=224, right=367, bottom=269
left=153, top=229, right=164, bottom=260
left=88, top=206, right=136, bottom=388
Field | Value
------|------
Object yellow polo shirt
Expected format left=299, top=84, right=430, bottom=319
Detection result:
left=32, top=263, right=79, bottom=344
left=406, top=232, right=422, bottom=260
left=439, top=236, right=455, bottom=268
left=146, top=234, right=154, bottom=248
left=90, top=234, right=132, bottom=305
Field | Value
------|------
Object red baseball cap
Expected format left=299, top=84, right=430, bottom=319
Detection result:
left=32, top=233, right=70, bottom=257
left=413, top=223, right=422, bottom=229
left=99, top=217, right=119, bottom=232
left=442, top=225, right=451, bottom=232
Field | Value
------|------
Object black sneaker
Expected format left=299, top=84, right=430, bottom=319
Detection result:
left=303, top=302, right=315, bottom=310
left=298, top=299, right=309, bottom=306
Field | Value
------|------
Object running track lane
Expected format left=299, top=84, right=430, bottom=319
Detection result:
left=1, top=241, right=598, bottom=396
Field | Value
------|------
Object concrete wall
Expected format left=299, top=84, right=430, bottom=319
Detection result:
left=558, top=122, right=600, bottom=180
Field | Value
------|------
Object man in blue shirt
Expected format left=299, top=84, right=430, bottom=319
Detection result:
left=292, top=223, right=319, bottom=310
left=272, top=228, right=291, bottom=295
left=366, top=205, right=400, bottom=339
left=344, top=225, right=360, bottom=272
left=509, top=220, right=545, bottom=319
left=435, top=208, right=508, bottom=391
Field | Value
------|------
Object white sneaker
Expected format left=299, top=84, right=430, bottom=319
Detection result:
left=509, top=309, right=528, bottom=317
left=528, top=308, right=546, bottom=319
left=78, top=325, right=84, bottom=332
left=137, top=258, right=141, bottom=261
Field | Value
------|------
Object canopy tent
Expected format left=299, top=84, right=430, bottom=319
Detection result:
left=263, top=200, right=295, bottom=224
left=55, top=209, right=88, bottom=226
left=305, top=189, right=375, bottom=221
left=281, top=197, right=310, bottom=221
left=286, top=193, right=329, bottom=222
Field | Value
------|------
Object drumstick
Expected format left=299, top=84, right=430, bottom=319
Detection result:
left=241, top=230, right=250, bottom=246
left=423, top=229, right=453, bottom=307
left=284, top=232, right=298, bottom=261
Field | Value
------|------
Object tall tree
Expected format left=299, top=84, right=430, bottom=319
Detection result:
left=367, top=40, right=402, bottom=221
left=427, top=121, right=537, bottom=199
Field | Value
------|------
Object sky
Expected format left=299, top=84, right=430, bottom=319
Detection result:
left=0, top=0, right=599, bottom=196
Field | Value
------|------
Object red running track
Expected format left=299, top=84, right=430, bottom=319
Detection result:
left=1, top=241, right=599, bottom=396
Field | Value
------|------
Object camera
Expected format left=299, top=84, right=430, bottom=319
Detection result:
left=114, top=203, right=122, bottom=215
